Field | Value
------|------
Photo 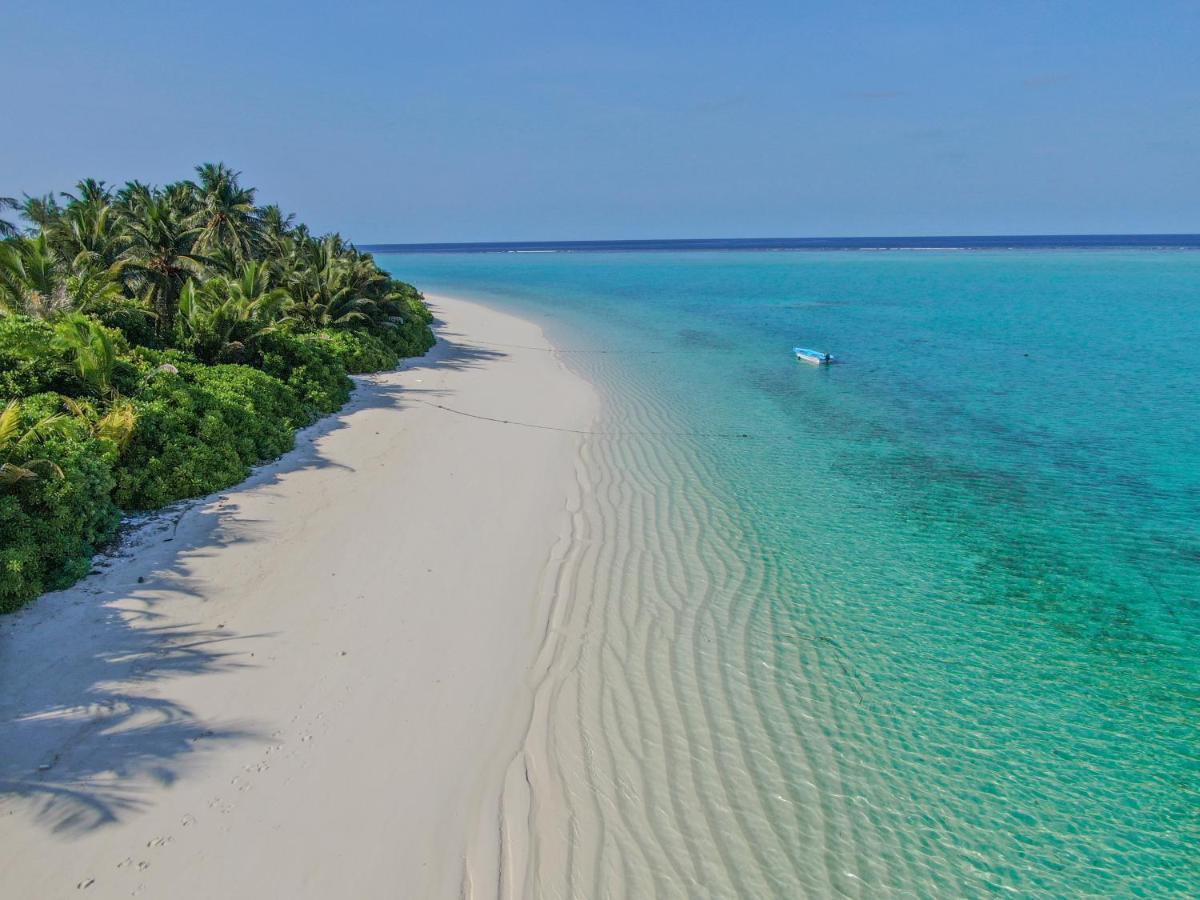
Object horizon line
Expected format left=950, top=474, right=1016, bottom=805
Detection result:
left=361, top=233, right=1200, bottom=253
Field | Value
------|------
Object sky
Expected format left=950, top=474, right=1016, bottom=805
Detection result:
left=2, top=1, right=1198, bottom=242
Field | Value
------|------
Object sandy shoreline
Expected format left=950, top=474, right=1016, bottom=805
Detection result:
left=0, top=295, right=597, bottom=898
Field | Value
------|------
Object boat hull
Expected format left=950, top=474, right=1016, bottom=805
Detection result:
left=794, top=347, right=832, bottom=365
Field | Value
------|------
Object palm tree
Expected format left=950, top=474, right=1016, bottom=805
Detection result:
left=283, top=234, right=395, bottom=329
left=62, top=178, right=113, bottom=207
left=114, top=180, right=154, bottom=218
left=20, top=193, right=61, bottom=231
left=191, top=163, right=258, bottom=265
left=0, top=400, right=66, bottom=490
left=0, top=231, right=73, bottom=319
left=254, top=204, right=294, bottom=260
left=52, top=312, right=123, bottom=397
left=178, top=263, right=292, bottom=362
left=257, top=204, right=293, bottom=238
left=204, top=245, right=244, bottom=277
left=0, top=196, right=20, bottom=238
left=119, top=193, right=205, bottom=336
left=50, top=180, right=125, bottom=271
left=0, top=232, right=123, bottom=319
left=292, top=261, right=378, bottom=329
left=231, top=260, right=290, bottom=310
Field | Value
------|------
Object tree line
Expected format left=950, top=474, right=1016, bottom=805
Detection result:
left=0, top=163, right=434, bottom=611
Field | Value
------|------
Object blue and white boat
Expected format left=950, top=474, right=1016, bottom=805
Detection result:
left=794, top=347, right=833, bottom=365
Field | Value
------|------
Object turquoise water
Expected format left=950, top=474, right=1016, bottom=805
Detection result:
left=380, top=251, right=1199, bottom=896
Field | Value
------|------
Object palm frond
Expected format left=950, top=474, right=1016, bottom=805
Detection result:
left=95, top=399, right=137, bottom=451
left=0, top=401, right=21, bottom=450
left=0, top=462, right=38, bottom=486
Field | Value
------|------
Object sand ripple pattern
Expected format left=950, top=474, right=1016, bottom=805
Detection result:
left=469, top=345, right=1198, bottom=899
left=473, top=360, right=953, bottom=899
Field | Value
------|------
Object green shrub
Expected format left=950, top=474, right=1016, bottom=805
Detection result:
left=0, top=314, right=144, bottom=399
left=0, top=393, right=120, bottom=612
left=253, top=330, right=352, bottom=416
left=191, top=365, right=305, bottom=460
left=379, top=291, right=436, bottom=357
left=395, top=309, right=436, bottom=356
left=86, top=295, right=159, bottom=349
left=0, top=316, right=68, bottom=397
left=310, top=329, right=399, bottom=374
left=129, top=346, right=203, bottom=373
left=116, top=364, right=304, bottom=509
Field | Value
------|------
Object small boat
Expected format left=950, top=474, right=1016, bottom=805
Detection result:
left=794, top=347, right=833, bottom=365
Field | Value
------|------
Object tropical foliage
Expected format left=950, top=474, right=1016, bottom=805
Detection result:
left=0, top=399, right=66, bottom=489
left=0, top=163, right=434, bottom=611
left=0, top=197, right=18, bottom=239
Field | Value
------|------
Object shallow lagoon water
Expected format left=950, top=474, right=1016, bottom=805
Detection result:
left=380, top=250, right=1199, bottom=896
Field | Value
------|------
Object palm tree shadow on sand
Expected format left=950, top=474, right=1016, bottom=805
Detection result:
left=0, top=332, right=504, bottom=836
left=0, top=490, right=282, bottom=836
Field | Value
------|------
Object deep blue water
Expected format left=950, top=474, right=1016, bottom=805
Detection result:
left=365, top=234, right=1200, bottom=254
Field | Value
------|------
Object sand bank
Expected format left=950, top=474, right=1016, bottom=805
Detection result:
left=0, top=295, right=596, bottom=898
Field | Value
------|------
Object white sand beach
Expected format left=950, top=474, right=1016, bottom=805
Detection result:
left=0, top=295, right=596, bottom=899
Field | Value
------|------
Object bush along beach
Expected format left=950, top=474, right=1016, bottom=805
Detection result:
left=0, top=164, right=434, bottom=611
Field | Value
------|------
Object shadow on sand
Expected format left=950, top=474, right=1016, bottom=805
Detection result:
left=0, top=332, right=504, bottom=835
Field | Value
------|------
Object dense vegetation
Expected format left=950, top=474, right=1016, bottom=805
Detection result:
left=0, top=164, right=433, bottom=611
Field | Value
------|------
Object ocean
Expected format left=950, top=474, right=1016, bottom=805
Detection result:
left=376, top=247, right=1200, bottom=897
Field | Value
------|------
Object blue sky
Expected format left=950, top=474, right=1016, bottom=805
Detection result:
left=2, top=1, right=1197, bottom=241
